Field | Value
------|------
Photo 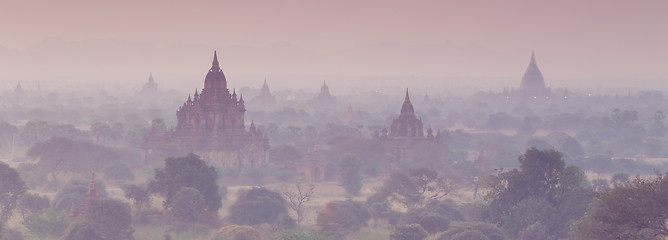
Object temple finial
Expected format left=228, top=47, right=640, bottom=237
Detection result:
left=212, top=51, right=220, bottom=69
left=405, top=88, right=410, bottom=101
left=530, top=51, right=536, bottom=65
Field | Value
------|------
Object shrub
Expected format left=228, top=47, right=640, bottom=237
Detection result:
left=227, top=187, right=290, bottom=226
left=24, top=210, right=69, bottom=238
left=390, top=224, right=428, bottom=240
left=168, top=187, right=205, bottom=222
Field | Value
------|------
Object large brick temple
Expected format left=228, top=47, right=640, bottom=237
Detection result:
left=143, top=51, right=269, bottom=168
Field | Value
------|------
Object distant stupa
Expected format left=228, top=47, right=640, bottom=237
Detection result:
left=252, top=78, right=276, bottom=104
left=517, top=52, right=552, bottom=99
left=13, top=82, right=23, bottom=95
left=140, top=73, right=159, bottom=94
left=309, top=81, right=336, bottom=106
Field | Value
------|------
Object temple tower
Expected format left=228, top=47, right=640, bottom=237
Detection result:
left=390, top=89, right=424, bottom=138
left=517, top=52, right=552, bottom=99
left=141, top=73, right=159, bottom=94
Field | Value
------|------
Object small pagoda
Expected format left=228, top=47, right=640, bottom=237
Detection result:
left=70, top=173, right=101, bottom=217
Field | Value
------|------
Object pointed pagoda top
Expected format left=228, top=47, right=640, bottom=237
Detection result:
left=519, top=51, right=546, bottom=92
left=400, top=88, right=415, bottom=115
left=204, top=51, right=227, bottom=90
left=149, top=73, right=154, bottom=83
left=212, top=51, right=220, bottom=69
left=261, top=78, right=271, bottom=92
left=319, top=81, right=331, bottom=96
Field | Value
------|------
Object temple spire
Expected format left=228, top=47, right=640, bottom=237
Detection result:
left=529, top=51, right=536, bottom=66
left=400, top=88, right=415, bottom=115
left=212, top=51, right=220, bottom=70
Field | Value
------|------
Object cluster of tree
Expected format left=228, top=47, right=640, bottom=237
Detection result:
left=0, top=159, right=134, bottom=240
left=572, top=173, right=668, bottom=239
left=24, top=137, right=140, bottom=189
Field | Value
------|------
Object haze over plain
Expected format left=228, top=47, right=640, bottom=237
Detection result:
left=1, top=0, right=667, bottom=92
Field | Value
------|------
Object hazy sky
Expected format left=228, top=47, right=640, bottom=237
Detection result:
left=1, top=0, right=667, bottom=90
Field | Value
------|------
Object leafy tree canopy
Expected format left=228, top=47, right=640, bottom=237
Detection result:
left=338, top=154, right=362, bottom=195
left=227, top=187, right=290, bottom=226
left=481, top=148, right=590, bottom=239
left=316, top=200, right=370, bottom=239
left=379, top=167, right=458, bottom=209
left=572, top=174, right=668, bottom=239
left=87, top=199, right=133, bottom=240
left=391, top=224, right=428, bottom=240
left=168, top=187, right=205, bottom=222
left=0, top=161, right=27, bottom=221
left=148, top=153, right=221, bottom=212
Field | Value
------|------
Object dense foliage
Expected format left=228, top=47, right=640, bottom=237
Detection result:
left=337, top=154, right=362, bottom=195
left=149, top=153, right=221, bottom=212
left=227, top=187, right=291, bottom=226
left=0, top=161, right=26, bottom=221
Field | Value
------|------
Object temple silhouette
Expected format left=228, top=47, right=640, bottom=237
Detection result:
left=251, top=78, right=276, bottom=104
left=376, top=89, right=441, bottom=158
left=143, top=51, right=269, bottom=168
left=140, top=73, right=159, bottom=94
left=514, top=52, right=554, bottom=100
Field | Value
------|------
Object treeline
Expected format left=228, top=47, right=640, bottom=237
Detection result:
left=2, top=148, right=666, bottom=240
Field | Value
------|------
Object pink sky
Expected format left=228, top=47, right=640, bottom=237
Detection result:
left=1, top=0, right=667, bottom=89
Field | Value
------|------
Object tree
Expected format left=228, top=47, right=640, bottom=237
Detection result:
left=572, top=174, right=668, bottom=239
left=390, top=224, right=428, bottom=240
left=123, top=184, right=151, bottom=209
left=87, top=199, right=134, bottom=240
left=18, top=192, right=49, bottom=220
left=649, top=111, right=667, bottom=137
left=269, top=145, right=303, bottom=168
left=399, top=200, right=463, bottom=234
left=611, top=172, right=630, bottom=188
left=63, top=222, right=102, bottom=240
left=316, top=200, right=369, bottom=239
left=150, top=118, right=167, bottom=135
left=227, top=187, right=290, bottom=226
left=558, top=137, right=585, bottom=160
left=23, top=210, right=69, bottom=237
left=21, top=120, right=51, bottom=145
left=518, top=222, right=556, bottom=240
left=379, top=167, right=457, bottom=209
left=0, top=161, right=26, bottom=222
left=27, top=137, right=85, bottom=182
left=274, top=230, right=333, bottom=240
left=148, top=153, right=221, bottom=212
left=102, top=162, right=135, bottom=181
left=591, top=179, right=610, bottom=192
left=338, top=154, right=362, bottom=195
left=212, top=225, right=262, bottom=240
left=437, top=222, right=506, bottom=240
left=0, top=121, right=18, bottom=149
left=90, top=122, right=114, bottom=143
left=481, top=148, right=589, bottom=238
left=281, top=181, right=315, bottom=224
left=168, top=187, right=205, bottom=222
